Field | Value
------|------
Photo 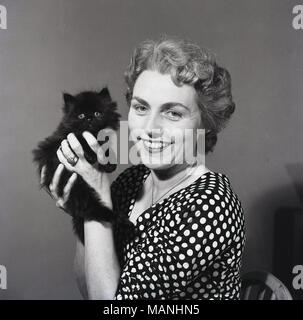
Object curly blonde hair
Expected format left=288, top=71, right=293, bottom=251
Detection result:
left=124, top=36, right=235, bottom=153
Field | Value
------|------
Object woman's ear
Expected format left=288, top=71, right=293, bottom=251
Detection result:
left=63, top=92, right=75, bottom=114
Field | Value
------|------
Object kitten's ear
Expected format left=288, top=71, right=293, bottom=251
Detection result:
left=99, top=87, right=112, bottom=102
left=63, top=92, right=75, bottom=113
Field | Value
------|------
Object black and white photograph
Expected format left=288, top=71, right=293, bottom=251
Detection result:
left=0, top=0, right=302, bottom=304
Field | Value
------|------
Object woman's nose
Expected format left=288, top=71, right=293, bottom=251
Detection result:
left=145, top=113, right=163, bottom=138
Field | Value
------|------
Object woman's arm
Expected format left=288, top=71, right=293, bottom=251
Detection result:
left=50, top=131, right=121, bottom=300
left=71, top=183, right=121, bottom=300
left=84, top=220, right=120, bottom=300
left=72, top=172, right=120, bottom=300
left=80, top=160, right=121, bottom=300
left=73, top=196, right=120, bottom=301
left=51, top=169, right=120, bottom=300
left=73, top=239, right=88, bottom=299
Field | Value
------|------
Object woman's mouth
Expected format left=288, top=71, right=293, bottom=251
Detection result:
left=140, top=138, right=173, bottom=153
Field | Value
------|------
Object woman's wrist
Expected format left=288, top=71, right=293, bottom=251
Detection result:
left=82, top=169, right=112, bottom=208
left=82, top=167, right=102, bottom=190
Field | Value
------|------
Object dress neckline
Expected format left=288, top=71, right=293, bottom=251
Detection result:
left=127, top=164, right=215, bottom=227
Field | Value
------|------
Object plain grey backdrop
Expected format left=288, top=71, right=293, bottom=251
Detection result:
left=0, top=0, right=302, bottom=299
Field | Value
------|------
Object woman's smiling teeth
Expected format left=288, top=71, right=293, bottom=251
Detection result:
left=140, top=138, right=173, bottom=151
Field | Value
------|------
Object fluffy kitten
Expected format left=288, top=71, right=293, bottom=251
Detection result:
left=32, top=88, right=122, bottom=244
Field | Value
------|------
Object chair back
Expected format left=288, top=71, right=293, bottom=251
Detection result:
left=241, top=270, right=293, bottom=300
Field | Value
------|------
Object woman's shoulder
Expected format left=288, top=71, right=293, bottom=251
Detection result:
left=195, top=170, right=241, bottom=202
left=179, top=170, right=245, bottom=227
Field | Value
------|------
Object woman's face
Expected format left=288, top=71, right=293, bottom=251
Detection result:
left=128, top=70, right=203, bottom=170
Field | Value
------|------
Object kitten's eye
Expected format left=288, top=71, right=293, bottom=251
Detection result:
left=78, top=114, right=85, bottom=119
left=94, top=111, right=102, bottom=117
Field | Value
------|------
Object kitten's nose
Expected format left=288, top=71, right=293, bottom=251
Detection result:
left=87, top=118, right=92, bottom=122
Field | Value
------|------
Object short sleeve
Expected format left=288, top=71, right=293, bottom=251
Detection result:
left=163, top=186, right=245, bottom=287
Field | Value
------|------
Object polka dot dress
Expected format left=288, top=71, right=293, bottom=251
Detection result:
left=111, top=164, right=245, bottom=300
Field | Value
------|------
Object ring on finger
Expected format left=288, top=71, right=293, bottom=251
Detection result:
left=66, top=155, right=79, bottom=166
left=59, top=143, right=78, bottom=167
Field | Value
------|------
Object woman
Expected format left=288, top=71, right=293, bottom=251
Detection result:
left=42, top=37, right=245, bottom=300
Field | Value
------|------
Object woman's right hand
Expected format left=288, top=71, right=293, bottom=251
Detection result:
left=40, top=164, right=78, bottom=212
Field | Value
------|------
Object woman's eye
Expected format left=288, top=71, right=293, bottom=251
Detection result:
left=94, top=111, right=102, bottom=117
left=132, top=104, right=147, bottom=114
left=78, top=114, right=85, bottom=119
left=166, top=111, right=182, bottom=120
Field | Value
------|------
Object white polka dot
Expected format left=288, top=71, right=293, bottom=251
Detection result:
left=195, top=244, right=201, bottom=251
left=187, top=249, right=193, bottom=256
left=179, top=254, right=186, bottom=260
left=189, top=237, right=196, bottom=244
left=192, top=223, right=198, bottom=230
left=200, top=217, right=206, bottom=224
left=205, top=225, right=211, bottom=232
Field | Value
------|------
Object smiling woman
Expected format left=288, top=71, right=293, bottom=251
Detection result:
left=110, top=36, right=245, bottom=300
left=47, top=36, right=245, bottom=300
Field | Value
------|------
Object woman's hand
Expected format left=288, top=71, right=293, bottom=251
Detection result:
left=56, top=131, right=111, bottom=205
left=40, top=163, right=77, bottom=212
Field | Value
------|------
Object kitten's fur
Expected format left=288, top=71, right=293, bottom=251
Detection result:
left=32, top=88, right=122, bottom=244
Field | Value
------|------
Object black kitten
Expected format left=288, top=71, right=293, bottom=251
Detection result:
left=32, top=88, right=121, bottom=244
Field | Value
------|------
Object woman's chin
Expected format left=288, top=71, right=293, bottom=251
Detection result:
left=138, top=153, right=172, bottom=170
left=142, top=162, right=171, bottom=171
